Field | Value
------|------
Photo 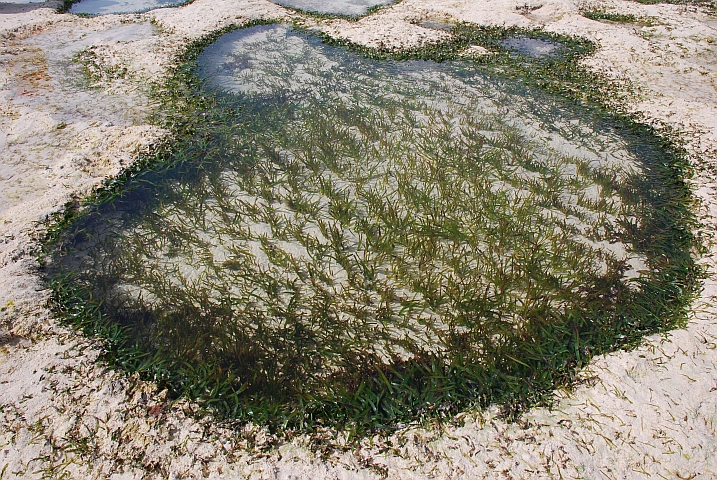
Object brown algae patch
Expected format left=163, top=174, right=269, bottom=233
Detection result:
left=48, top=24, right=698, bottom=430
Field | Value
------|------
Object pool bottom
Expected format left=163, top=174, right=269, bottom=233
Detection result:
left=48, top=25, right=698, bottom=431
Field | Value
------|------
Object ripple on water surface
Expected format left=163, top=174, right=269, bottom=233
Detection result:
left=52, top=24, right=694, bottom=428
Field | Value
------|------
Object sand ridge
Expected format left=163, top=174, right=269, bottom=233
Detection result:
left=0, top=0, right=716, bottom=478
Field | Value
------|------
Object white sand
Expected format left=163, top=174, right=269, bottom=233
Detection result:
left=0, top=0, right=716, bottom=478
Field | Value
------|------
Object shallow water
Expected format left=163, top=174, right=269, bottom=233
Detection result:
left=270, top=0, right=393, bottom=16
left=69, top=0, right=184, bottom=15
left=418, top=19, right=455, bottom=31
left=52, top=24, right=692, bottom=427
left=500, top=36, right=562, bottom=58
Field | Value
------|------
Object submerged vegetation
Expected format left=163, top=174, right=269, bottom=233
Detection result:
left=61, top=0, right=190, bottom=16
left=581, top=9, right=658, bottom=26
left=45, top=21, right=700, bottom=435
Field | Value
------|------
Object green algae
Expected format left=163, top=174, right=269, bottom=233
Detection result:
left=45, top=23, right=700, bottom=436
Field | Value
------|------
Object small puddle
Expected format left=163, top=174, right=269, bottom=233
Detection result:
left=418, top=19, right=455, bottom=31
left=50, top=24, right=695, bottom=428
left=270, top=0, right=394, bottom=16
left=500, top=35, right=562, bottom=58
left=69, top=0, right=185, bottom=15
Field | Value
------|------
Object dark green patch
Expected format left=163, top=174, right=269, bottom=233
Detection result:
left=56, top=0, right=82, bottom=13
left=581, top=10, right=658, bottom=26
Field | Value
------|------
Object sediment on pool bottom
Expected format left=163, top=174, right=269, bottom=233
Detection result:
left=50, top=24, right=692, bottom=426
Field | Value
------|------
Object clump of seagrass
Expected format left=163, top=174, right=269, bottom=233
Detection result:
left=48, top=24, right=699, bottom=433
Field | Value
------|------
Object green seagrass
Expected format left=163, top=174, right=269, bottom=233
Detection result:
left=45, top=22, right=700, bottom=437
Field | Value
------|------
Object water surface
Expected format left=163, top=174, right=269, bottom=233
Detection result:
left=51, top=24, right=694, bottom=427
left=500, top=35, right=562, bottom=58
left=69, top=0, right=184, bottom=15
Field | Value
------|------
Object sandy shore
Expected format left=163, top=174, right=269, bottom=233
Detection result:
left=1, top=0, right=716, bottom=478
